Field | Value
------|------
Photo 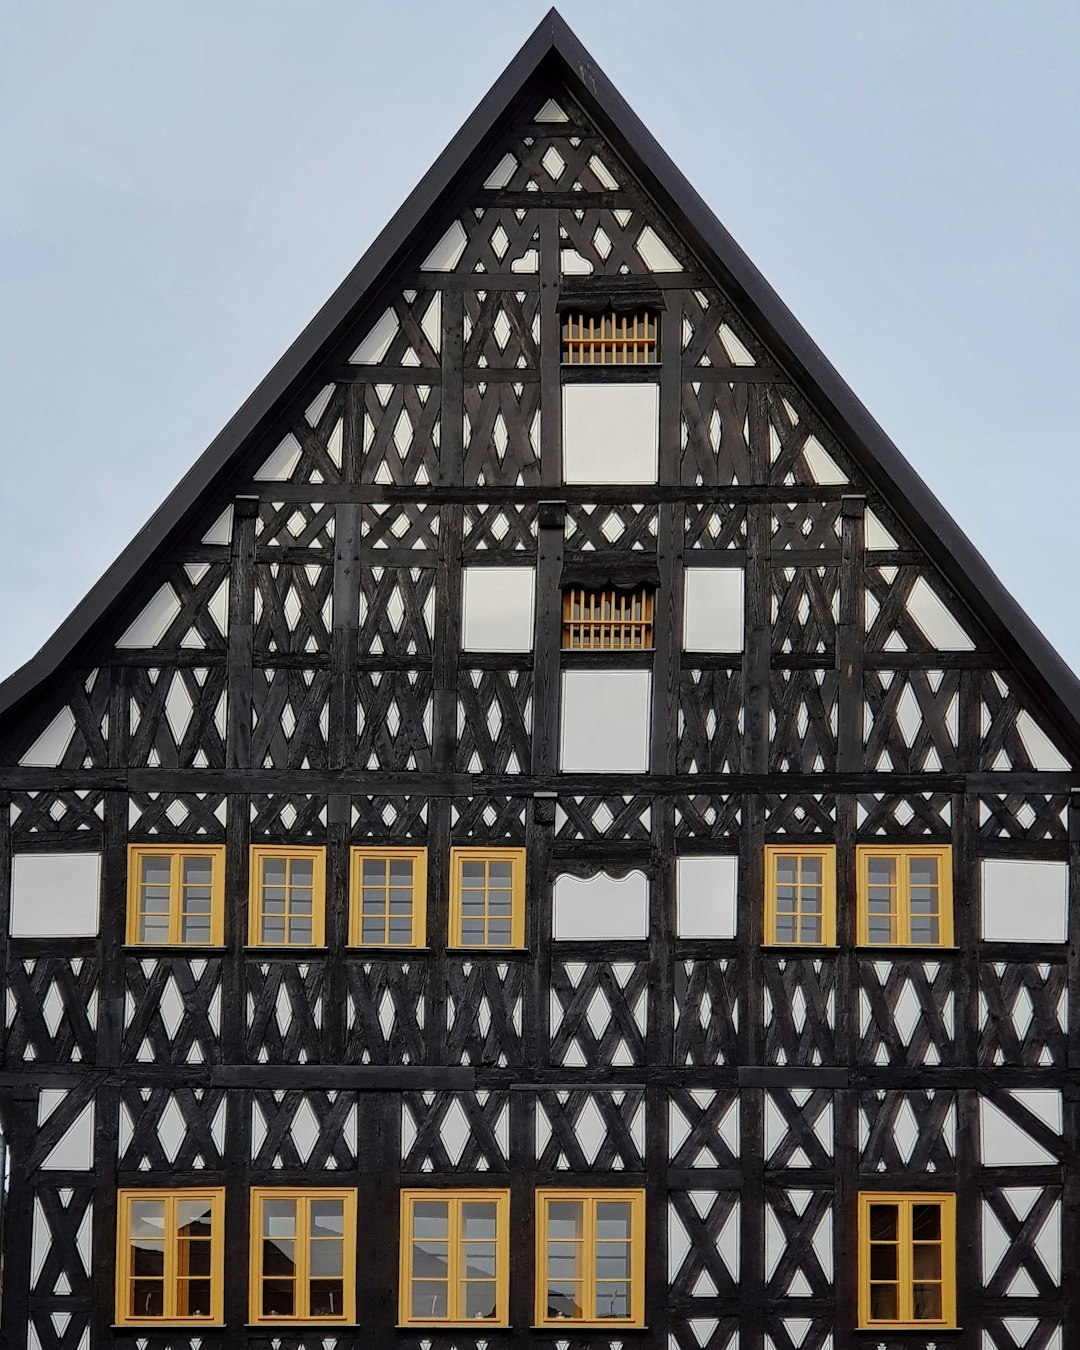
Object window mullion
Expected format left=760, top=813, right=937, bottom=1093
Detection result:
left=898, top=859, right=911, bottom=945
left=899, top=1201, right=913, bottom=1325
left=584, top=1197, right=597, bottom=1322
left=163, top=1195, right=178, bottom=1322
left=448, top=1197, right=463, bottom=1322
left=169, top=856, right=182, bottom=946
left=297, top=1195, right=310, bottom=1321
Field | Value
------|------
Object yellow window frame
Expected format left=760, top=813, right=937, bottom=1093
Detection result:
left=116, top=1187, right=225, bottom=1326
left=764, top=844, right=837, bottom=946
left=349, top=846, right=428, bottom=948
left=858, top=1191, right=956, bottom=1330
left=448, top=847, right=526, bottom=949
left=249, top=1188, right=357, bottom=1325
left=856, top=845, right=954, bottom=947
left=126, top=845, right=226, bottom=947
left=534, top=1188, right=645, bottom=1328
left=399, top=1188, right=510, bottom=1327
left=247, top=845, right=327, bottom=947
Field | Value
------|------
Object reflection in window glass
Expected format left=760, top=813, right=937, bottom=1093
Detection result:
left=401, top=1191, right=508, bottom=1325
left=250, top=1190, right=354, bottom=1324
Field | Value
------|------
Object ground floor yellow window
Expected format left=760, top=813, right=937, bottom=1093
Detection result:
left=449, top=847, right=526, bottom=948
left=858, top=1192, right=956, bottom=1329
left=764, top=845, right=836, bottom=945
left=535, top=1189, right=645, bottom=1327
left=248, top=846, right=326, bottom=946
left=116, top=1188, right=224, bottom=1325
left=400, top=1189, right=509, bottom=1326
left=126, top=845, right=225, bottom=946
left=857, top=845, right=953, bottom=946
left=350, top=846, right=428, bottom=947
left=249, top=1189, right=356, bottom=1324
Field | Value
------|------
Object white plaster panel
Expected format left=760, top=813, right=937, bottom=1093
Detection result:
left=683, top=567, right=744, bottom=651
left=11, top=853, right=101, bottom=937
left=981, top=859, right=1067, bottom=942
left=461, top=567, right=535, bottom=651
left=562, top=383, right=659, bottom=484
left=553, top=871, right=649, bottom=939
left=560, top=669, right=651, bottom=772
left=677, top=856, right=738, bottom=937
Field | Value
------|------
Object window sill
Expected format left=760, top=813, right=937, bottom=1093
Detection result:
left=248, top=1322, right=354, bottom=1329
left=446, top=945, right=530, bottom=956
left=762, top=943, right=838, bottom=951
left=400, top=1322, right=509, bottom=1331
left=536, top=1321, right=648, bottom=1331
left=122, top=943, right=224, bottom=952
left=857, top=943, right=958, bottom=953
left=243, top=945, right=328, bottom=953
left=113, top=1323, right=222, bottom=1330
left=347, top=944, right=430, bottom=953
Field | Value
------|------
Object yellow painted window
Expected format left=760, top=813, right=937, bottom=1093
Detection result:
left=116, top=1188, right=224, bottom=1326
left=249, top=1189, right=356, bottom=1324
left=764, top=845, right=836, bottom=946
left=535, top=1189, right=645, bottom=1327
left=399, top=1189, right=509, bottom=1326
left=857, top=846, right=953, bottom=946
left=248, top=846, right=326, bottom=947
left=562, top=311, right=658, bottom=364
left=561, top=586, right=654, bottom=650
left=449, top=847, right=526, bottom=948
left=126, top=846, right=225, bottom=946
left=858, top=1192, right=956, bottom=1330
left=349, top=847, right=427, bottom=947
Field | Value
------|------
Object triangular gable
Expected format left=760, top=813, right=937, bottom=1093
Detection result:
left=1, top=8, right=1078, bottom=765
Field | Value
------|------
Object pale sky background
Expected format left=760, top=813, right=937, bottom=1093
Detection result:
left=1, top=1, right=1078, bottom=681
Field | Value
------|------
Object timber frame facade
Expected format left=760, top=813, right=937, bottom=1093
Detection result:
left=0, top=12, right=1077, bottom=1350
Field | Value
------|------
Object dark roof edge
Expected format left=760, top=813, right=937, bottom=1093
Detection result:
left=4, top=8, right=1079, bottom=752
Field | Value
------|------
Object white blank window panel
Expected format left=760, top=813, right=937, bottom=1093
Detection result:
left=562, top=383, right=659, bottom=484
left=677, top=856, right=738, bottom=937
left=683, top=568, right=744, bottom=651
left=560, top=669, right=651, bottom=772
left=11, top=852, right=102, bottom=937
left=981, top=859, right=1067, bottom=942
left=461, top=567, right=535, bottom=651
left=553, top=871, right=648, bottom=939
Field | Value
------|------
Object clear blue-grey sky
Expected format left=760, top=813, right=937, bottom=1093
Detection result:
left=2, top=1, right=1078, bottom=680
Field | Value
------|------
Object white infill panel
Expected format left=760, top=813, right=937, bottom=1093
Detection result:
left=981, top=859, right=1068, bottom=942
left=553, top=871, right=649, bottom=939
left=560, top=669, right=651, bottom=772
left=461, top=567, right=536, bottom=651
left=11, top=852, right=102, bottom=936
left=683, top=568, right=744, bottom=652
left=676, top=856, right=738, bottom=937
left=562, top=383, right=659, bottom=484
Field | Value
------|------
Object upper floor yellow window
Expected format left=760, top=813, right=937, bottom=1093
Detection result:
left=350, top=847, right=427, bottom=947
left=765, top=845, right=836, bottom=946
left=249, top=1189, right=356, bottom=1324
left=399, top=1189, right=509, bottom=1326
left=535, top=1189, right=645, bottom=1327
left=562, top=311, right=658, bottom=364
left=857, top=845, right=953, bottom=946
left=248, top=846, right=326, bottom=947
left=561, top=586, right=654, bottom=650
left=449, top=847, right=525, bottom=948
left=126, top=845, right=225, bottom=946
left=116, top=1188, right=224, bottom=1326
left=858, top=1192, right=956, bottom=1330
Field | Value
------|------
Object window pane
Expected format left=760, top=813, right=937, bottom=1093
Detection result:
left=909, top=858, right=938, bottom=886
left=775, top=916, right=797, bottom=942
left=310, top=1201, right=345, bottom=1237
left=140, top=886, right=171, bottom=913
left=868, top=859, right=896, bottom=886
left=363, top=860, right=387, bottom=883
left=139, top=916, right=170, bottom=943
left=262, top=1279, right=295, bottom=1317
left=869, top=1245, right=898, bottom=1279
left=869, top=1284, right=898, bottom=1320
left=801, top=858, right=822, bottom=884
left=310, top=1278, right=344, bottom=1317
left=596, top=1203, right=632, bottom=1239
left=131, top=1279, right=164, bottom=1317
left=776, top=858, right=798, bottom=885
left=545, top=1280, right=583, bottom=1319
left=910, top=917, right=939, bottom=944
left=141, top=858, right=172, bottom=886
left=413, top=1203, right=449, bottom=1240
left=912, top=1283, right=942, bottom=1319
left=183, top=858, right=213, bottom=887
left=180, top=916, right=211, bottom=943
left=177, top=1200, right=213, bottom=1233
left=868, top=1205, right=898, bottom=1241
left=263, top=1200, right=297, bottom=1237
left=911, top=1205, right=941, bottom=1240
left=488, top=863, right=513, bottom=885
left=291, top=859, right=314, bottom=886
left=390, top=859, right=413, bottom=882
left=547, top=1202, right=584, bottom=1241
left=310, top=1242, right=344, bottom=1276
left=178, top=1278, right=212, bottom=1317
left=412, top=1280, right=447, bottom=1319
left=261, top=919, right=286, bottom=944
left=287, top=919, right=313, bottom=944
left=263, top=859, right=287, bottom=885
left=130, top=1201, right=166, bottom=1238
left=462, top=1203, right=497, bottom=1240
left=464, top=1281, right=498, bottom=1319
left=461, top=863, right=486, bottom=883
left=913, top=1243, right=942, bottom=1279
left=799, top=917, right=822, bottom=943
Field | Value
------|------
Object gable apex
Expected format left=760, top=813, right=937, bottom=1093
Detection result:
left=2, top=8, right=1078, bottom=756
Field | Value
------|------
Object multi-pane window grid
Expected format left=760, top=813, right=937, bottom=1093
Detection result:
left=860, top=1193, right=955, bottom=1329
left=561, top=311, right=658, bottom=364
left=537, top=1190, right=643, bottom=1326
left=765, top=846, right=835, bottom=946
left=858, top=846, right=952, bottom=946
left=401, top=1191, right=508, bottom=1326
left=250, top=847, right=324, bottom=946
left=351, top=847, right=427, bottom=947
left=561, top=586, right=654, bottom=650
left=450, top=848, right=524, bottom=948
left=127, top=846, right=223, bottom=946
left=250, top=1190, right=354, bottom=1324
left=117, top=1189, right=223, bottom=1325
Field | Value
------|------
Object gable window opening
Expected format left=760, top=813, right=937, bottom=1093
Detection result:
left=561, top=585, right=654, bottom=650
left=562, top=311, right=658, bottom=364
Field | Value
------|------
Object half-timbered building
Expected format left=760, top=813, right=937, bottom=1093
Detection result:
left=1, top=12, right=1077, bottom=1350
